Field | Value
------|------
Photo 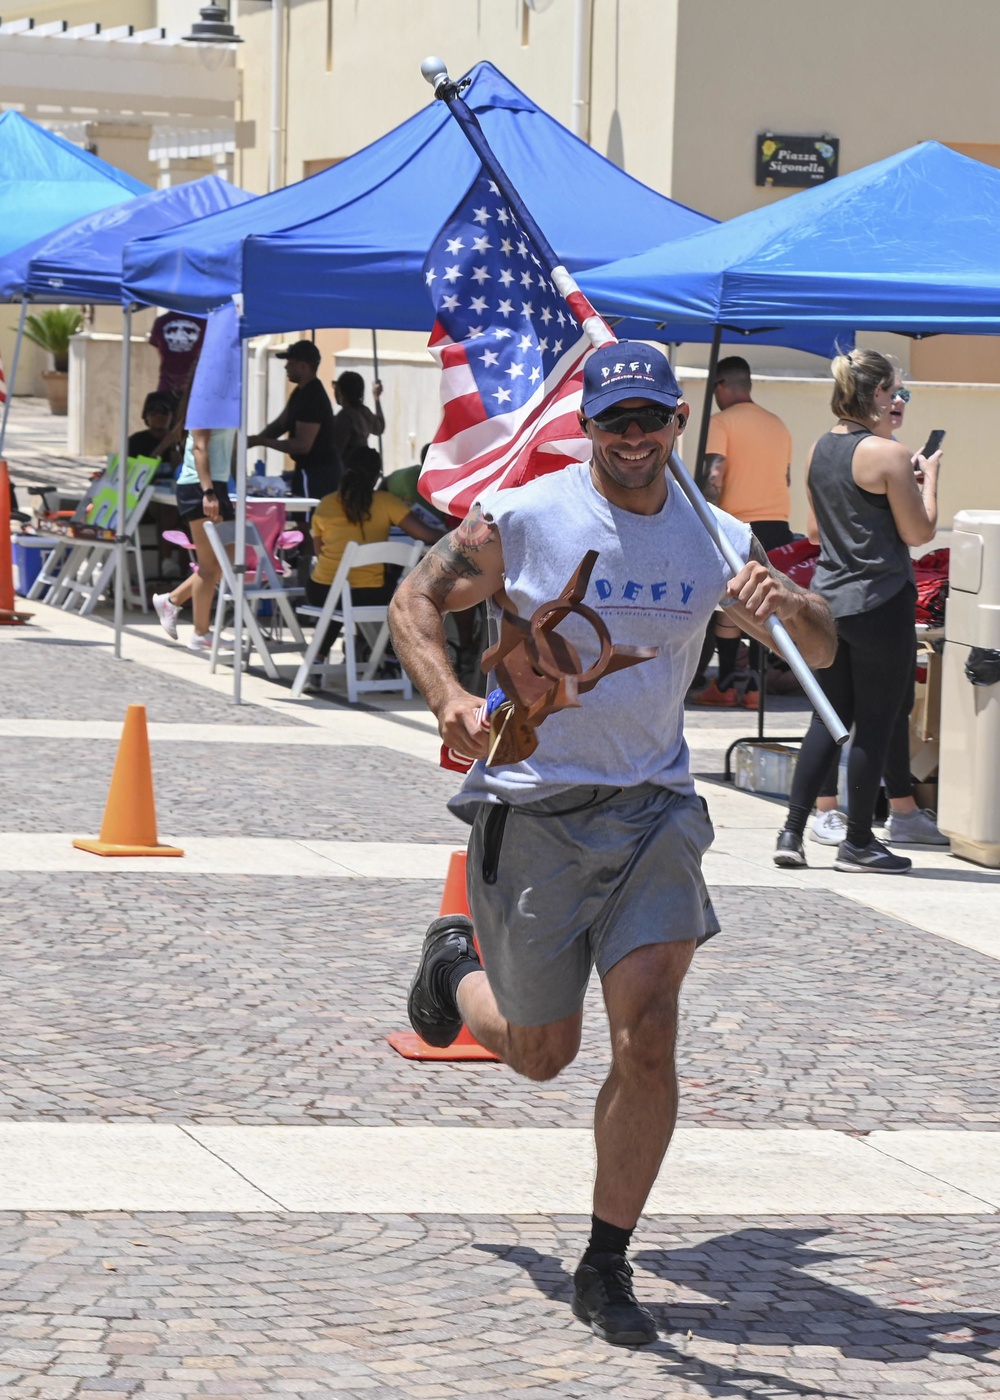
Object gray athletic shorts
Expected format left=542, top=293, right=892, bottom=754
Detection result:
left=466, top=783, right=719, bottom=1028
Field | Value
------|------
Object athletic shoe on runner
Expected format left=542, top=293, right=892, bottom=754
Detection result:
left=152, top=591, right=179, bottom=640
left=809, top=809, right=848, bottom=845
left=882, top=808, right=949, bottom=846
left=572, top=1254, right=657, bottom=1347
left=407, top=915, right=481, bottom=1048
left=834, top=837, right=912, bottom=874
left=773, top=830, right=807, bottom=868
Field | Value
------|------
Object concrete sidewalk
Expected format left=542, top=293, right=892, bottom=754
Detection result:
left=2, top=601, right=999, bottom=1398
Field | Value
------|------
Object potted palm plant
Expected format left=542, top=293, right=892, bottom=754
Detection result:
left=22, top=307, right=84, bottom=416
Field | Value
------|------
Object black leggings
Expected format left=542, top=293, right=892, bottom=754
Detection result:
left=817, top=674, right=916, bottom=801
left=785, top=585, right=916, bottom=847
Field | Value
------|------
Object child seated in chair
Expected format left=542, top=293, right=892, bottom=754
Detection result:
left=306, top=446, right=442, bottom=659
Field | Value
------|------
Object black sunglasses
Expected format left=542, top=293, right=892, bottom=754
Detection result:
left=590, top=405, right=676, bottom=435
left=892, top=386, right=911, bottom=403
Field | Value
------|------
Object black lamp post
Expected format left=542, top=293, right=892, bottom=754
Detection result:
left=182, top=4, right=243, bottom=43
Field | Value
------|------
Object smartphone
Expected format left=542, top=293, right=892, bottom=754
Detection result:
left=920, top=429, right=945, bottom=459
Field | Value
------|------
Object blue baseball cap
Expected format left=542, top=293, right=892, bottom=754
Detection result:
left=581, top=341, right=682, bottom=417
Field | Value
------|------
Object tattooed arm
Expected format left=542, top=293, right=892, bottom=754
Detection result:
left=389, top=505, right=506, bottom=758
left=723, top=537, right=837, bottom=670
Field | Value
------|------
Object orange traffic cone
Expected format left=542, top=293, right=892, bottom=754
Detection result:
left=0, top=459, right=32, bottom=626
left=387, top=849, right=499, bottom=1061
left=73, top=704, right=183, bottom=857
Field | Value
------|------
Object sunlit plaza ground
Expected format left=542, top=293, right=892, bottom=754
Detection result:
left=3, top=397, right=1000, bottom=1397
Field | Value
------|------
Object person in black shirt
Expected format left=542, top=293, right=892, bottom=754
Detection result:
left=248, top=340, right=341, bottom=497
left=128, top=392, right=183, bottom=477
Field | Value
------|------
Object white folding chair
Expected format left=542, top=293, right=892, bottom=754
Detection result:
left=203, top=520, right=307, bottom=679
left=26, top=462, right=155, bottom=616
left=291, top=540, right=424, bottom=702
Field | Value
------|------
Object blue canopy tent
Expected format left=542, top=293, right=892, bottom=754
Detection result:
left=121, top=63, right=835, bottom=356
left=0, top=174, right=254, bottom=655
left=0, top=110, right=147, bottom=453
left=578, top=141, right=1000, bottom=335
left=0, top=174, right=254, bottom=305
left=0, top=110, right=146, bottom=262
left=121, top=62, right=840, bottom=701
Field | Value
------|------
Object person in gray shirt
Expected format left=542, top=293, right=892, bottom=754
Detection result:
left=390, top=342, right=834, bottom=1348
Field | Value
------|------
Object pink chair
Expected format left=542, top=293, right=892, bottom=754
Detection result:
left=246, top=499, right=304, bottom=579
left=162, top=528, right=198, bottom=575
left=246, top=500, right=285, bottom=581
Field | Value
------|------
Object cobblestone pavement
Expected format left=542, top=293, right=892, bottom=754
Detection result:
left=4, top=603, right=1000, bottom=1398
left=0, top=741, right=461, bottom=841
left=1, top=875, right=997, bottom=1130
left=0, top=1211, right=997, bottom=1398
left=0, top=633, right=301, bottom=727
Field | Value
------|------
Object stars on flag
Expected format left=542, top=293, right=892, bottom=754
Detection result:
left=422, top=171, right=593, bottom=423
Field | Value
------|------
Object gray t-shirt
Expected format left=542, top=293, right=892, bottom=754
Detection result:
left=451, top=461, right=751, bottom=813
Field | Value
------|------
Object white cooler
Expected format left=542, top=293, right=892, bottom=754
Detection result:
left=938, top=509, right=1000, bottom=867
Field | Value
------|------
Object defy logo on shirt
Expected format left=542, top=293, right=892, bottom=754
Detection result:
left=592, top=574, right=697, bottom=615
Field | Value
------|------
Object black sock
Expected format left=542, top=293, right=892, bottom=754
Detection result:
left=715, top=636, right=741, bottom=689
left=583, top=1214, right=634, bottom=1263
left=447, top=951, right=482, bottom=1008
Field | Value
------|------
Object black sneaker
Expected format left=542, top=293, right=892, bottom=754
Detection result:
left=834, top=837, right=912, bottom=874
left=406, top=915, right=480, bottom=1048
left=773, top=830, right=807, bottom=868
left=572, top=1253, right=657, bottom=1347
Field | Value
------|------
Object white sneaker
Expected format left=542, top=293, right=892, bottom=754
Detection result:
left=809, top=808, right=848, bottom=845
left=186, top=631, right=234, bottom=654
left=152, top=591, right=179, bottom=640
left=883, top=808, right=949, bottom=846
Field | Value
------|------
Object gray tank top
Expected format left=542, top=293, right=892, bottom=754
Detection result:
left=809, top=427, right=914, bottom=618
left=450, top=462, right=751, bottom=813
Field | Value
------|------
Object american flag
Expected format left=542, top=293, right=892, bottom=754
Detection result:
left=418, top=172, right=613, bottom=518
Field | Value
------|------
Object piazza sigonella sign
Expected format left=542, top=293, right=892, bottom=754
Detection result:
left=756, top=133, right=839, bottom=187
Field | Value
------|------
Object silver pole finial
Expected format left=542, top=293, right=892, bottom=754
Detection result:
left=420, top=55, right=451, bottom=95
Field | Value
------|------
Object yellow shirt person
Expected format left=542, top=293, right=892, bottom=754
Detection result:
left=311, top=488, right=412, bottom=589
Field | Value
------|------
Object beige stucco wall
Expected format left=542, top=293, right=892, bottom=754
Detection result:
left=677, top=370, right=1000, bottom=537
left=671, top=0, right=1000, bottom=221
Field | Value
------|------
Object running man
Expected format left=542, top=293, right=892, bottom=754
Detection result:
left=389, top=342, right=835, bottom=1346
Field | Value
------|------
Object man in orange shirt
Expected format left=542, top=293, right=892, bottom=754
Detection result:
left=692, top=356, right=794, bottom=707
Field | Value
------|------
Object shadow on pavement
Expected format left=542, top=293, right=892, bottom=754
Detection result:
left=477, top=1225, right=1000, bottom=1396
left=901, top=866, right=1000, bottom=883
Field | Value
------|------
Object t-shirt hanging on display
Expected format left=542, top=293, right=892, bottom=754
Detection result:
left=149, top=311, right=206, bottom=396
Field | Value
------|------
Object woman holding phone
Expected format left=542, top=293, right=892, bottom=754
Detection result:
left=775, top=349, right=941, bottom=874
left=807, top=377, right=948, bottom=848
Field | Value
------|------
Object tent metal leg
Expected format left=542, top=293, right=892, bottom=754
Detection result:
left=233, top=335, right=250, bottom=705
left=0, top=299, right=29, bottom=457
left=693, top=324, right=722, bottom=490
left=114, top=304, right=133, bottom=661
left=371, top=328, right=383, bottom=466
